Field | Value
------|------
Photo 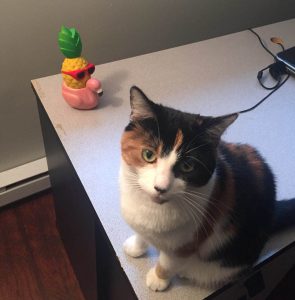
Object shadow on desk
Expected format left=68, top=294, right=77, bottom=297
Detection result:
left=98, top=69, right=128, bottom=109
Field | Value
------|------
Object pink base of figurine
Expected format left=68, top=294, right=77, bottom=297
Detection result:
left=62, top=78, right=102, bottom=110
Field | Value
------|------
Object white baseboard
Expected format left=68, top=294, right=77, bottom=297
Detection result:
left=0, top=158, right=51, bottom=207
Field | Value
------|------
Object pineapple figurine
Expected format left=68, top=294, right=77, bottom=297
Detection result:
left=58, top=26, right=102, bottom=109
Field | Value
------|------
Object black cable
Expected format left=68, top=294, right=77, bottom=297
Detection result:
left=248, top=28, right=276, bottom=58
left=257, top=64, right=279, bottom=90
left=257, top=62, right=287, bottom=90
left=239, top=74, right=290, bottom=114
left=236, top=29, right=291, bottom=114
left=278, top=43, right=285, bottom=51
left=270, top=37, right=285, bottom=51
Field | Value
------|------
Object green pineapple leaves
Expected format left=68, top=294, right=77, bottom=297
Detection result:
left=58, top=26, right=82, bottom=58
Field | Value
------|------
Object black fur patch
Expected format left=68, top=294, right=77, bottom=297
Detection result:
left=209, top=143, right=276, bottom=266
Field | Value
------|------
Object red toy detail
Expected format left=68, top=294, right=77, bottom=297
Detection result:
left=62, top=63, right=95, bottom=80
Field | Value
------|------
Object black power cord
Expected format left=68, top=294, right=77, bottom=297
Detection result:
left=239, top=74, right=290, bottom=114
left=237, top=29, right=290, bottom=114
left=248, top=28, right=276, bottom=58
left=256, top=61, right=287, bottom=90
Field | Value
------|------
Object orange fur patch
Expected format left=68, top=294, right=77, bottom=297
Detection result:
left=173, top=129, right=184, bottom=151
left=225, top=143, right=264, bottom=183
left=121, top=123, right=161, bottom=167
left=242, top=144, right=264, bottom=180
left=155, top=263, right=169, bottom=279
left=175, top=239, right=197, bottom=257
left=157, top=141, right=164, bottom=157
left=121, top=130, right=146, bottom=167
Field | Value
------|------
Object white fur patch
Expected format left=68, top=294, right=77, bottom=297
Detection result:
left=123, top=234, right=148, bottom=257
left=146, top=267, right=170, bottom=291
left=137, top=150, right=178, bottom=198
left=154, top=151, right=178, bottom=190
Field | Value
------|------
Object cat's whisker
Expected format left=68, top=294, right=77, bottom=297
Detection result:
left=180, top=194, right=206, bottom=217
left=185, top=155, right=211, bottom=174
left=184, top=143, right=209, bottom=155
left=185, top=189, right=236, bottom=223
left=175, top=191, right=211, bottom=208
left=181, top=192, right=234, bottom=249
left=124, top=173, right=138, bottom=180
left=181, top=201, right=203, bottom=248
left=125, top=174, right=139, bottom=181
left=184, top=189, right=234, bottom=212
left=181, top=126, right=211, bottom=154
left=184, top=190, right=224, bottom=210
left=183, top=196, right=216, bottom=228
left=183, top=203, right=201, bottom=244
left=181, top=196, right=212, bottom=239
left=126, top=177, right=139, bottom=182
left=127, top=182, right=140, bottom=187
left=182, top=191, right=229, bottom=224
left=178, top=200, right=200, bottom=230
left=181, top=194, right=222, bottom=236
left=125, top=177, right=143, bottom=191
left=178, top=189, right=209, bottom=199
left=182, top=197, right=207, bottom=222
left=182, top=131, right=205, bottom=151
left=176, top=190, right=213, bottom=208
left=182, top=197, right=226, bottom=249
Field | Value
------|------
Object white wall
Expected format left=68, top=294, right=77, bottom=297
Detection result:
left=0, top=0, right=294, bottom=172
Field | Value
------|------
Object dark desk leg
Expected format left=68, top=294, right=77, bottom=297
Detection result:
left=35, top=95, right=137, bottom=300
left=36, top=100, right=98, bottom=300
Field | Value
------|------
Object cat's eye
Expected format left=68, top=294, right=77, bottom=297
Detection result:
left=142, top=149, right=157, bottom=163
left=179, top=161, right=194, bottom=173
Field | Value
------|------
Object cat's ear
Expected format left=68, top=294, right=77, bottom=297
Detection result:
left=203, top=113, right=238, bottom=141
left=130, top=86, right=155, bottom=121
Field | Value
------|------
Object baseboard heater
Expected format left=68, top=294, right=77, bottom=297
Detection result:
left=0, top=158, right=51, bottom=207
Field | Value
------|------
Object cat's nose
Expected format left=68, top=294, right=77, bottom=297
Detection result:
left=154, top=186, right=168, bottom=194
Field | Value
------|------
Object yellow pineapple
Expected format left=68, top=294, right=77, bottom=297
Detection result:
left=58, top=26, right=91, bottom=89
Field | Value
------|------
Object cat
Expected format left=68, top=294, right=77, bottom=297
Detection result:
left=119, top=86, right=295, bottom=292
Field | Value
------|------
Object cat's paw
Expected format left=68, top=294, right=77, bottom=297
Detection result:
left=123, top=235, right=148, bottom=258
left=146, top=267, right=170, bottom=291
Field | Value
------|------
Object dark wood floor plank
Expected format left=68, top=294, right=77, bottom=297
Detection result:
left=0, top=191, right=84, bottom=300
left=17, top=193, right=84, bottom=300
left=0, top=206, right=44, bottom=300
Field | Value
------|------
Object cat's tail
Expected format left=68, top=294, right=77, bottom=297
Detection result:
left=272, top=198, right=295, bottom=233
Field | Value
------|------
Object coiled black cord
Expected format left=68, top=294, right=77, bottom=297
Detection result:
left=237, top=29, right=290, bottom=114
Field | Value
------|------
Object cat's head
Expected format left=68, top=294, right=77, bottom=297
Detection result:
left=121, top=86, right=238, bottom=204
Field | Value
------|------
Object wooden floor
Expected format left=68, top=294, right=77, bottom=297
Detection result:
left=0, top=190, right=294, bottom=300
left=0, top=191, right=84, bottom=300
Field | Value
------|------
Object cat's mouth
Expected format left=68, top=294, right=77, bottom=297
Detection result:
left=151, top=195, right=168, bottom=205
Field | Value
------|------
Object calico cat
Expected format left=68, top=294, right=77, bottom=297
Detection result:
left=119, top=86, right=295, bottom=291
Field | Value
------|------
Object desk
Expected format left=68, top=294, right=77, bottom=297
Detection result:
left=32, top=19, right=295, bottom=300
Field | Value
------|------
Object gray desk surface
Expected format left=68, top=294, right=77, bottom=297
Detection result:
left=32, top=19, right=295, bottom=299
